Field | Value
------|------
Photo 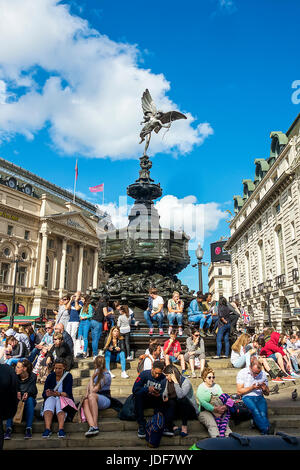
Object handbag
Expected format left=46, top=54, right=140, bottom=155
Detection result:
left=118, top=394, right=137, bottom=421
left=73, top=396, right=87, bottom=423
left=13, top=400, right=25, bottom=424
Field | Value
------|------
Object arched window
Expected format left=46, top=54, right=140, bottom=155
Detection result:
left=281, top=298, right=291, bottom=319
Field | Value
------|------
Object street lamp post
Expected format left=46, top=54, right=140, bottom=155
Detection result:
left=10, top=256, right=20, bottom=328
left=196, top=244, right=204, bottom=293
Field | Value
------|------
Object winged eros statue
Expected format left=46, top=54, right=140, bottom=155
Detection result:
left=139, top=89, right=187, bottom=155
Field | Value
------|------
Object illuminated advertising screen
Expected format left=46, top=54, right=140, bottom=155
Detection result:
left=210, top=241, right=231, bottom=263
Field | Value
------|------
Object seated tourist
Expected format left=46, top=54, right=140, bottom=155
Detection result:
left=5, top=336, right=28, bottom=366
left=54, top=323, right=74, bottom=354
left=103, top=326, right=129, bottom=379
left=132, top=360, right=167, bottom=439
left=167, top=291, right=184, bottom=336
left=144, top=288, right=165, bottom=336
left=4, top=359, right=37, bottom=440
left=230, top=333, right=252, bottom=368
left=196, top=367, right=232, bottom=438
left=260, top=331, right=295, bottom=380
left=248, top=335, right=284, bottom=383
left=83, top=356, right=112, bottom=437
left=236, top=357, right=273, bottom=435
left=143, top=343, right=163, bottom=371
left=45, top=333, right=74, bottom=371
left=28, top=321, right=55, bottom=363
left=162, top=364, right=199, bottom=437
left=41, top=359, right=74, bottom=438
left=189, top=292, right=213, bottom=336
left=163, top=330, right=188, bottom=376
left=184, top=328, right=206, bottom=378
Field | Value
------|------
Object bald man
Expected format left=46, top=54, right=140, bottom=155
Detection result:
left=54, top=323, right=74, bottom=354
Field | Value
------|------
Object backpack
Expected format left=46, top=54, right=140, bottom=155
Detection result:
left=145, top=412, right=165, bottom=448
left=137, top=354, right=153, bottom=374
left=118, top=394, right=137, bottom=421
left=229, top=395, right=252, bottom=425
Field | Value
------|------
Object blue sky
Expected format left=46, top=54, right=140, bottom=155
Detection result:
left=0, top=0, right=299, bottom=293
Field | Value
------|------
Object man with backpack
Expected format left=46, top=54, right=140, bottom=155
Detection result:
left=137, top=344, right=162, bottom=372
left=132, top=360, right=167, bottom=438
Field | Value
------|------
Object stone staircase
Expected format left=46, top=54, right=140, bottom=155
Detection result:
left=4, top=356, right=300, bottom=450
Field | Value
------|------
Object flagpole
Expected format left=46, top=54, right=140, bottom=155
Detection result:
left=73, top=159, right=78, bottom=203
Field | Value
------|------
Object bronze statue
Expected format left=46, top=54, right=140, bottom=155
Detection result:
left=139, top=89, right=187, bottom=155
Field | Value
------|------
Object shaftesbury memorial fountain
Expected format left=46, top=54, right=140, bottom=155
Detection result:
left=94, top=90, right=194, bottom=311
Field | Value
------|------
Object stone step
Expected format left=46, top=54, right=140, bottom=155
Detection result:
left=4, top=427, right=300, bottom=451
left=9, top=413, right=300, bottom=435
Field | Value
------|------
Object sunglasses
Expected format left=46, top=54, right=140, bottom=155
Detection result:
left=46, top=327, right=53, bottom=330
left=207, top=376, right=215, bottom=379
left=194, top=334, right=200, bottom=337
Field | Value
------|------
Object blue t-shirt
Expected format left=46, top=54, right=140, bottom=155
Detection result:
left=69, top=300, right=83, bottom=322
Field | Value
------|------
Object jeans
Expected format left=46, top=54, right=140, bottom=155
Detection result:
left=167, top=313, right=183, bottom=327
left=134, top=393, right=165, bottom=426
left=6, top=397, right=36, bottom=429
left=90, top=320, right=103, bottom=357
left=28, top=347, right=39, bottom=363
left=291, top=355, right=299, bottom=372
left=242, top=395, right=270, bottom=434
left=105, top=350, right=126, bottom=372
left=216, top=323, right=230, bottom=357
left=199, top=314, right=212, bottom=330
left=77, top=319, right=91, bottom=354
left=143, top=310, right=164, bottom=329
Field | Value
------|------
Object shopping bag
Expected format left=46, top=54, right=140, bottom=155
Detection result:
left=13, top=400, right=25, bottom=424
left=60, top=396, right=78, bottom=422
left=74, top=337, right=84, bottom=358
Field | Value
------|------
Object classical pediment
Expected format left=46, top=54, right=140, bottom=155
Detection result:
left=45, top=211, right=97, bottom=236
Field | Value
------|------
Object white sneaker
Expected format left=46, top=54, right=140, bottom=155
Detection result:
left=109, top=371, right=116, bottom=378
left=126, top=356, right=133, bottom=361
left=98, top=350, right=104, bottom=356
left=178, top=328, right=183, bottom=336
left=168, top=326, right=173, bottom=335
left=121, top=371, right=129, bottom=379
left=134, top=321, right=140, bottom=327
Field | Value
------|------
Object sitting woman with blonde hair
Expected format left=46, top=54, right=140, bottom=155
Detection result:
left=104, top=326, right=129, bottom=379
left=230, top=333, right=252, bottom=368
left=196, top=367, right=232, bottom=438
left=82, top=355, right=112, bottom=437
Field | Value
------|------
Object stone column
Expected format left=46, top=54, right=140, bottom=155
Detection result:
left=59, top=238, right=67, bottom=291
left=77, top=244, right=84, bottom=292
left=38, top=232, right=48, bottom=286
left=93, top=249, right=99, bottom=289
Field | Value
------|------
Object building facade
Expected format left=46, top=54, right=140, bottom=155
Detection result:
left=0, top=158, right=107, bottom=317
left=208, top=260, right=232, bottom=302
left=225, top=114, right=300, bottom=333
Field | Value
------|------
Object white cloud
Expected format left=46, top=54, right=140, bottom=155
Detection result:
left=96, top=194, right=227, bottom=248
left=0, top=0, right=213, bottom=159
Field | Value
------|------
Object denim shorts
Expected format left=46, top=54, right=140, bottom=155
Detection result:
left=268, top=353, right=277, bottom=361
left=169, top=356, right=179, bottom=364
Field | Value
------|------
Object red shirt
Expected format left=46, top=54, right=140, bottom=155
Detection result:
left=163, top=339, right=181, bottom=356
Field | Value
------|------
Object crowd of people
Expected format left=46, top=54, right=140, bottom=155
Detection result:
left=1, top=287, right=300, bottom=447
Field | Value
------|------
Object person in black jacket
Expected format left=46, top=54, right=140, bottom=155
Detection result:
left=54, top=323, right=74, bottom=354
left=132, top=360, right=167, bottom=438
left=41, top=359, right=74, bottom=439
left=45, top=333, right=74, bottom=371
left=4, top=359, right=37, bottom=440
left=214, top=296, right=232, bottom=359
left=0, top=364, right=18, bottom=450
